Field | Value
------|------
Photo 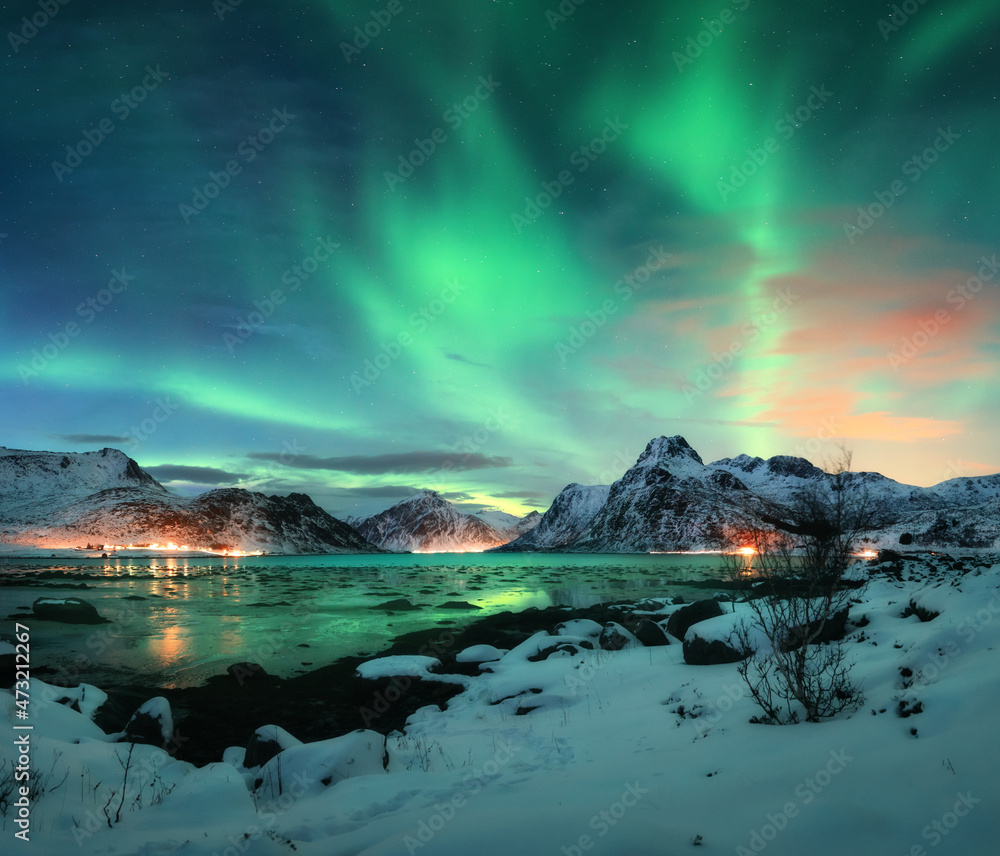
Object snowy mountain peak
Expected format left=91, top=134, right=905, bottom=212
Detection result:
left=636, top=435, right=704, bottom=469
left=765, top=455, right=825, bottom=479
left=400, top=489, right=445, bottom=505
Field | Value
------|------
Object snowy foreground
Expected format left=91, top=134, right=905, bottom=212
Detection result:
left=3, top=554, right=1000, bottom=855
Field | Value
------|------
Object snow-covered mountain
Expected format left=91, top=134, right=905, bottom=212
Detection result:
left=351, top=491, right=514, bottom=553
left=0, top=447, right=378, bottom=554
left=0, top=446, right=168, bottom=523
left=473, top=506, right=541, bottom=540
left=565, top=437, right=752, bottom=552
left=502, top=436, right=1000, bottom=552
left=496, top=483, right=611, bottom=551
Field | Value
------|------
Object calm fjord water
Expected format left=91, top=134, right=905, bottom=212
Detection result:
left=2, top=552, right=730, bottom=688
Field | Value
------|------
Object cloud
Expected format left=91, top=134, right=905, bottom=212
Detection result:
left=247, top=451, right=515, bottom=474
left=446, top=353, right=491, bottom=367
left=51, top=433, right=126, bottom=446
left=339, top=485, right=420, bottom=498
left=146, top=465, right=246, bottom=484
left=491, top=490, right=549, bottom=499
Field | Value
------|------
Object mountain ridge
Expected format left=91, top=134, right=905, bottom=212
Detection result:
left=0, top=447, right=379, bottom=554
left=498, top=435, right=1000, bottom=552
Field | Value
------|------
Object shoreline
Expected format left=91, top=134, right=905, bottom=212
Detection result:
left=31, top=593, right=713, bottom=767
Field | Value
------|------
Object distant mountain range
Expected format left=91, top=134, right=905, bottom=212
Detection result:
left=347, top=491, right=540, bottom=553
left=2, top=438, right=998, bottom=555
left=0, top=447, right=377, bottom=555
left=496, top=436, right=1000, bottom=552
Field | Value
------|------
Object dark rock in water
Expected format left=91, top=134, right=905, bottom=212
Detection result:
left=632, top=599, right=669, bottom=612
left=31, top=596, right=107, bottom=624
left=683, top=632, right=748, bottom=666
left=123, top=697, right=174, bottom=748
left=599, top=621, right=639, bottom=651
left=437, top=601, right=482, bottom=610
left=634, top=618, right=670, bottom=647
left=666, top=599, right=724, bottom=640
left=227, top=662, right=270, bottom=684
left=372, top=598, right=421, bottom=611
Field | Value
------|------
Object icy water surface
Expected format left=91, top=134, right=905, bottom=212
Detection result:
left=1, top=552, right=730, bottom=688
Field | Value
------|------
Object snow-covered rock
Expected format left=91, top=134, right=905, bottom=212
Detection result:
left=123, top=696, right=174, bottom=748
left=254, top=729, right=388, bottom=800
left=456, top=644, right=506, bottom=664
left=31, top=596, right=107, bottom=624
left=242, top=724, right=303, bottom=769
left=4, top=554, right=1000, bottom=855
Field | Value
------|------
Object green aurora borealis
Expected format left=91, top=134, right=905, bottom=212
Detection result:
left=2, top=0, right=998, bottom=516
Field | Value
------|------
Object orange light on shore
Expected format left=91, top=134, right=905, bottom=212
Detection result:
left=100, top=543, right=263, bottom=557
left=855, top=549, right=878, bottom=559
left=737, top=546, right=756, bottom=556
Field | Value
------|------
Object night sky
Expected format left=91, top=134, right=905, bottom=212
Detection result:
left=2, top=0, right=998, bottom=518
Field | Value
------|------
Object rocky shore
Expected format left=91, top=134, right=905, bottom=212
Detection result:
left=84, top=598, right=697, bottom=766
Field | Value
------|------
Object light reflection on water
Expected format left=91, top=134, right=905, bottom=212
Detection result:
left=1, top=553, right=729, bottom=688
